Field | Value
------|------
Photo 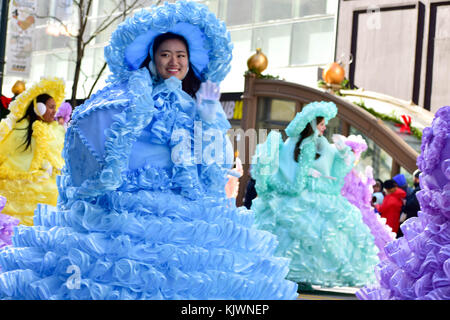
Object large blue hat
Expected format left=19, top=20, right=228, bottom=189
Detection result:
left=104, top=1, right=233, bottom=84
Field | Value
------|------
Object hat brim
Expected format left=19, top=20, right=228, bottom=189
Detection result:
left=105, top=1, right=233, bottom=83
left=285, top=101, right=338, bottom=137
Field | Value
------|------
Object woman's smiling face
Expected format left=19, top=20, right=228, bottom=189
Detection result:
left=41, top=98, right=57, bottom=123
left=154, top=38, right=189, bottom=81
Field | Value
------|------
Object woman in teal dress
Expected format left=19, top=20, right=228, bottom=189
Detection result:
left=251, top=101, right=380, bottom=289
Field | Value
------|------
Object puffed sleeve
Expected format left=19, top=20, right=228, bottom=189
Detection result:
left=294, top=137, right=316, bottom=191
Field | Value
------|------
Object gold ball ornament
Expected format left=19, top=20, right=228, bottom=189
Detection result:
left=322, top=62, right=345, bottom=85
left=247, top=48, right=268, bottom=74
left=11, top=80, right=26, bottom=95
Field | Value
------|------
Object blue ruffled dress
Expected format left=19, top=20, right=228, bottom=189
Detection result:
left=251, top=131, right=380, bottom=288
left=0, top=70, right=298, bottom=300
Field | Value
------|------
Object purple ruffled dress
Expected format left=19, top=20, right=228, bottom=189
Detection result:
left=356, top=106, right=450, bottom=300
left=341, top=163, right=396, bottom=261
left=0, top=196, right=19, bottom=249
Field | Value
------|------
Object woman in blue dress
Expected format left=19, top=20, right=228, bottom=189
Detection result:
left=251, top=101, right=380, bottom=289
left=0, top=1, right=298, bottom=300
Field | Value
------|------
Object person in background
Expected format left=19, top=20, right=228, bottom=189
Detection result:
left=393, top=173, right=413, bottom=197
left=0, top=81, right=26, bottom=120
left=375, top=179, right=406, bottom=236
left=224, top=151, right=243, bottom=200
left=54, top=101, right=73, bottom=131
left=0, top=96, right=11, bottom=119
left=243, top=176, right=257, bottom=209
left=397, top=169, right=422, bottom=237
left=356, top=105, right=450, bottom=300
left=250, top=101, right=379, bottom=289
left=0, top=78, right=66, bottom=226
left=0, top=195, right=19, bottom=250
left=372, top=178, right=384, bottom=209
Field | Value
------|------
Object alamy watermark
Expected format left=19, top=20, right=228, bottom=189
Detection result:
left=66, top=264, right=81, bottom=290
left=170, top=121, right=280, bottom=175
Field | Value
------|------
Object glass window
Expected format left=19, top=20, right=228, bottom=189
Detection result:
left=54, top=0, right=73, bottom=20
left=252, top=24, right=292, bottom=68
left=96, top=0, right=119, bottom=17
left=93, top=17, right=121, bottom=44
left=32, top=27, right=51, bottom=51
left=222, top=29, right=252, bottom=91
left=256, top=98, right=297, bottom=141
left=270, top=99, right=296, bottom=122
left=230, top=29, right=252, bottom=53
left=255, top=0, right=292, bottom=23
left=30, top=54, right=46, bottom=81
left=322, top=115, right=341, bottom=140
left=290, top=17, right=335, bottom=65
left=44, top=53, right=69, bottom=78
left=202, top=0, right=219, bottom=16
left=224, top=0, right=254, bottom=26
left=298, top=0, right=328, bottom=17
left=50, top=34, right=72, bottom=49
left=35, top=0, right=51, bottom=26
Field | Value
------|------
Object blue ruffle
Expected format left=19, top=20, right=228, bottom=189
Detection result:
left=0, top=188, right=297, bottom=299
left=0, top=70, right=298, bottom=300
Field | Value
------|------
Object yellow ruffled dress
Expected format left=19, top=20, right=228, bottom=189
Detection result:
left=0, top=119, right=65, bottom=225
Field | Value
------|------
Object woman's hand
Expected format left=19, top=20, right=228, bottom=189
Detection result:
left=196, top=80, right=220, bottom=104
left=196, top=81, right=221, bottom=123
left=308, top=168, right=322, bottom=178
left=332, top=134, right=347, bottom=151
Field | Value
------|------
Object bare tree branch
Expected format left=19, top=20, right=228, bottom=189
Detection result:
left=34, top=14, right=77, bottom=37
left=37, top=0, right=152, bottom=107
left=85, top=0, right=140, bottom=46
left=85, top=0, right=145, bottom=98
left=87, top=61, right=107, bottom=99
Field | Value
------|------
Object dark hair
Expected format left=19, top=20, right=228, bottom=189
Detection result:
left=375, top=178, right=384, bottom=191
left=145, top=32, right=201, bottom=98
left=293, top=116, right=324, bottom=162
left=383, top=179, right=397, bottom=190
left=16, top=93, right=52, bottom=151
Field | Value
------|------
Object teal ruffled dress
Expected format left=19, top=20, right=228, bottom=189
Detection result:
left=251, top=130, right=380, bottom=288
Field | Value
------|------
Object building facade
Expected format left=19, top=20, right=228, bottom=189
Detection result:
left=336, top=0, right=450, bottom=113
left=2, top=0, right=339, bottom=101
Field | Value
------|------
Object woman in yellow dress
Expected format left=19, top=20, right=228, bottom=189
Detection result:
left=0, top=78, right=66, bottom=226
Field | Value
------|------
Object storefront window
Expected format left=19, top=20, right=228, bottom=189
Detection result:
left=256, top=98, right=296, bottom=142
left=322, top=115, right=341, bottom=140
